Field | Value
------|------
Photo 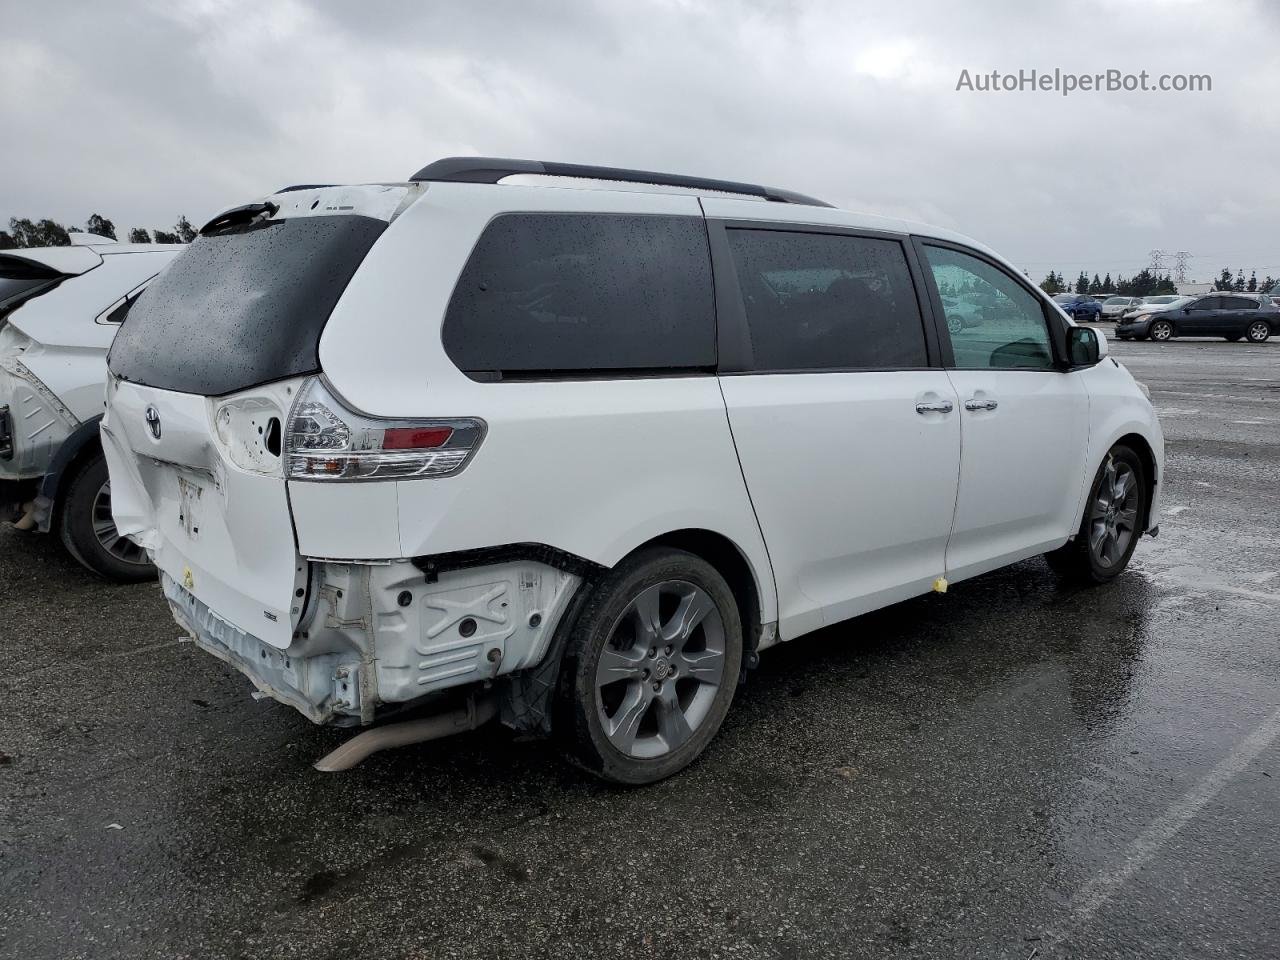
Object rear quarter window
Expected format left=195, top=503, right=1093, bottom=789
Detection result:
left=442, top=213, right=715, bottom=378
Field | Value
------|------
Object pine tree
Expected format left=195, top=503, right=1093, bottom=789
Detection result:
left=1040, top=270, right=1065, bottom=294
left=174, top=216, right=197, bottom=243
left=127, top=228, right=152, bottom=243
left=1075, top=271, right=1089, bottom=294
left=1102, top=273, right=1113, bottom=293
left=1215, top=268, right=1233, bottom=291
left=1233, top=269, right=1246, bottom=292
left=1247, top=271, right=1257, bottom=292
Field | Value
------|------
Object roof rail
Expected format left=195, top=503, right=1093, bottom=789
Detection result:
left=408, top=157, right=833, bottom=208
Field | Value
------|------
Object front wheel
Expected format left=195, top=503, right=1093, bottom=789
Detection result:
left=58, top=453, right=156, bottom=583
left=1246, top=321, right=1271, bottom=343
left=555, top=547, right=743, bottom=784
left=1149, top=319, right=1174, bottom=342
left=1045, top=445, right=1148, bottom=584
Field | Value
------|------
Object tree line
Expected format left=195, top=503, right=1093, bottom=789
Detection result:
left=1, top=213, right=197, bottom=249
left=1210, top=268, right=1274, bottom=293
left=1039, top=267, right=1276, bottom=297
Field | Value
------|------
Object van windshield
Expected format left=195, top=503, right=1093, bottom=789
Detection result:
left=108, top=215, right=386, bottom=396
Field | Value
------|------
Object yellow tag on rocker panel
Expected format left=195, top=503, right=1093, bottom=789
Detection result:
left=932, top=577, right=948, bottom=593
left=182, top=566, right=195, bottom=590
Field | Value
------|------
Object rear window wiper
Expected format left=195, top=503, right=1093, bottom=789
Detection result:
left=199, top=201, right=280, bottom=237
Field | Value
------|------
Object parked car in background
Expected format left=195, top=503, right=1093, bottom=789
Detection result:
left=1, top=235, right=182, bottom=580
left=1116, top=293, right=1279, bottom=342
left=101, top=157, right=1163, bottom=783
left=1120, top=295, right=1188, bottom=320
left=940, top=294, right=984, bottom=332
left=1100, top=296, right=1144, bottom=320
left=1052, top=293, right=1103, bottom=321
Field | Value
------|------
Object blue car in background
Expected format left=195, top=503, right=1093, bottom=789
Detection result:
left=1052, top=293, right=1104, bottom=321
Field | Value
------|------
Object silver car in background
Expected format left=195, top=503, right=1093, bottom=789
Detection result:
left=1100, top=296, right=1143, bottom=320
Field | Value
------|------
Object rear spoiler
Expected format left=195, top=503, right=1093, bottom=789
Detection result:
left=200, top=201, right=280, bottom=237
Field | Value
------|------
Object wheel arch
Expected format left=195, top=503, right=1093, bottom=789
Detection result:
left=625, top=528, right=771, bottom=654
left=1113, top=431, right=1159, bottom=531
left=35, top=414, right=104, bottom=533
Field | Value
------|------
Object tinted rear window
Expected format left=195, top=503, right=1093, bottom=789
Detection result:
left=0, top=256, right=63, bottom=313
left=442, top=213, right=715, bottom=378
left=108, top=215, right=385, bottom=396
left=726, top=229, right=927, bottom=371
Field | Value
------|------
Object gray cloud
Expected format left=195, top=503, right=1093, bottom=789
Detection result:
left=4, top=0, right=1277, bottom=280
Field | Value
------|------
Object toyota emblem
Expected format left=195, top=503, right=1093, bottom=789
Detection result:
left=144, top=404, right=162, bottom=440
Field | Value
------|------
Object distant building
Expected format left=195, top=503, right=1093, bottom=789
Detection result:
left=1176, top=281, right=1214, bottom=296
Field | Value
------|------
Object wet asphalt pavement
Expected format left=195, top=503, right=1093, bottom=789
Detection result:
left=2, top=335, right=1277, bottom=960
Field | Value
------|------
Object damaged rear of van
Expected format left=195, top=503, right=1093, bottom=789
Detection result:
left=102, top=171, right=773, bottom=781
left=103, top=183, right=575, bottom=721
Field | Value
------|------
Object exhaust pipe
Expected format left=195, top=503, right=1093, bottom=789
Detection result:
left=12, top=500, right=38, bottom=532
left=313, top=694, right=498, bottom=772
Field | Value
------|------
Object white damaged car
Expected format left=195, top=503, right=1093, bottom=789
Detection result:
left=2, top=236, right=181, bottom=580
left=102, top=159, right=1164, bottom=782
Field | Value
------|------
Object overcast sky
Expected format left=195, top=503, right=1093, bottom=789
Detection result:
left=4, top=0, right=1278, bottom=281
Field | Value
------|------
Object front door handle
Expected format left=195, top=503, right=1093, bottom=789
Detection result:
left=915, top=400, right=954, bottom=414
left=964, top=398, right=998, bottom=411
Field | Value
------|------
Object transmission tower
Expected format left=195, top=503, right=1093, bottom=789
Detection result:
left=1173, top=251, right=1191, bottom=284
left=1148, top=249, right=1167, bottom=276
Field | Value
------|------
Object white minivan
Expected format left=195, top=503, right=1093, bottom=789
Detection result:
left=102, top=159, right=1163, bottom=782
left=2, top=236, right=181, bottom=580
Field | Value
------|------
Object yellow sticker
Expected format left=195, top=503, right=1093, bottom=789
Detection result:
left=182, top=566, right=195, bottom=590
left=932, top=577, right=948, bottom=593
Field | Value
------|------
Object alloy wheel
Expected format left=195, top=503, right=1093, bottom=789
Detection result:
left=1247, top=321, right=1270, bottom=343
left=91, top=481, right=148, bottom=566
left=1088, top=457, right=1139, bottom=569
left=594, top=580, right=726, bottom=759
left=1151, top=321, right=1172, bottom=341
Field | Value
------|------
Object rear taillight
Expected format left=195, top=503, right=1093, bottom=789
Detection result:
left=284, top=377, right=484, bottom=481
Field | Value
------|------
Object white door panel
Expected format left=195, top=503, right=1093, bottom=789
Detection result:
left=720, top=371, right=960, bottom=639
left=944, top=370, right=1089, bottom=580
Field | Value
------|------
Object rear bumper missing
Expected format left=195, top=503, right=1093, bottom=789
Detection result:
left=164, top=556, right=582, bottom=726
left=166, top=574, right=339, bottom=724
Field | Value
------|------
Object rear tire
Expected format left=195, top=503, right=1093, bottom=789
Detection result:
left=58, top=453, right=156, bottom=583
left=1045, top=445, right=1147, bottom=585
left=554, top=547, right=743, bottom=785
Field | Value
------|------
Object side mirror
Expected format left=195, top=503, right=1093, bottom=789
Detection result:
left=1068, top=326, right=1101, bottom=366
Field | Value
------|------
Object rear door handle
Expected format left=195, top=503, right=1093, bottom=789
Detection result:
left=915, top=400, right=954, bottom=414
left=964, top=398, right=998, bottom=411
